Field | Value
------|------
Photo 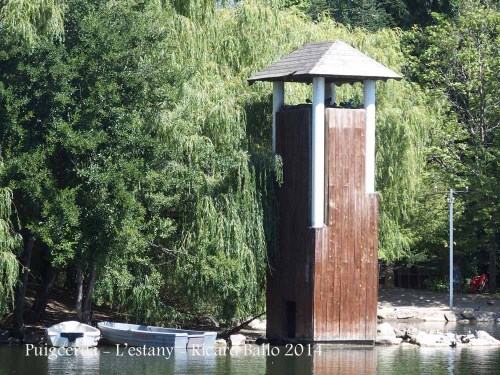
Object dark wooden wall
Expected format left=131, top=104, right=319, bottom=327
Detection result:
left=267, top=107, right=379, bottom=343
left=267, top=108, right=314, bottom=340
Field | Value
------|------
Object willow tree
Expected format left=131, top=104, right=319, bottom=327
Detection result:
left=0, top=0, right=450, bottom=326
left=0, top=161, right=19, bottom=315
left=0, top=0, right=65, bottom=43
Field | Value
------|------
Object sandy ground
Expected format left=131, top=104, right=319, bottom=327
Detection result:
left=378, top=287, right=500, bottom=321
left=379, top=287, right=500, bottom=310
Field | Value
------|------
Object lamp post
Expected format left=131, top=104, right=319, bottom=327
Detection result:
left=435, top=186, right=468, bottom=308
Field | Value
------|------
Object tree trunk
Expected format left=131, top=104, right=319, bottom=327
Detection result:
left=384, top=261, right=395, bottom=288
left=75, top=267, right=84, bottom=322
left=26, top=262, right=58, bottom=323
left=75, top=263, right=97, bottom=324
left=81, top=264, right=97, bottom=324
left=12, top=230, right=34, bottom=339
left=489, top=236, right=497, bottom=294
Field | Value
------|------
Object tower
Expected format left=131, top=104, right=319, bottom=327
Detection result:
left=248, top=41, right=401, bottom=343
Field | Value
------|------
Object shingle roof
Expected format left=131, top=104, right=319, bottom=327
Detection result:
left=248, top=40, right=402, bottom=84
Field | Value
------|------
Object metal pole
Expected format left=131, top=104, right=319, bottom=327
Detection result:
left=449, top=189, right=454, bottom=308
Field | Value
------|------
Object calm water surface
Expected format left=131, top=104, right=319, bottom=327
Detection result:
left=1, top=323, right=499, bottom=374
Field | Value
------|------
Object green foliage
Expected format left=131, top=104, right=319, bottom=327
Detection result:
left=0, top=0, right=465, bottom=323
left=285, top=0, right=462, bottom=30
left=423, top=276, right=449, bottom=292
left=404, top=0, right=500, bottom=267
left=0, top=160, right=20, bottom=315
left=0, top=0, right=65, bottom=43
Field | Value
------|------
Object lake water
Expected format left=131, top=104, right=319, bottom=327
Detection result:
left=1, top=323, right=499, bottom=374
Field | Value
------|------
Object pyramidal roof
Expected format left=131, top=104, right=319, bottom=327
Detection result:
left=248, top=40, right=402, bottom=84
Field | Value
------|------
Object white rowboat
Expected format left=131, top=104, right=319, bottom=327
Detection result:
left=45, top=321, right=101, bottom=348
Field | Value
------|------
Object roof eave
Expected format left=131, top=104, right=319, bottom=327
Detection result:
left=247, top=73, right=402, bottom=85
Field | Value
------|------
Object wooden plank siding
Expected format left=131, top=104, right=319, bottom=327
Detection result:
left=267, top=108, right=314, bottom=340
left=268, top=107, right=378, bottom=343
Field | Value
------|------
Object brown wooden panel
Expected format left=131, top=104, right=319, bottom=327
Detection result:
left=318, top=108, right=377, bottom=342
left=269, top=107, right=378, bottom=343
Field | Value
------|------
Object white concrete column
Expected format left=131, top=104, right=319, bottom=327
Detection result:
left=312, top=77, right=325, bottom=228
left=364, top=80, right=376, bottom=194
left=325, top=83, right=335, bottom=106
left=272, top=81, right=285, bottom=154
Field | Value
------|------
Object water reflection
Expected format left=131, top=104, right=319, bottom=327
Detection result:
left=47, top=347, right=100, bottom=375
left=266, top=346, right=377, bottom=375
left=376, top=345, right=500, bottom=375
left=1, top=324, right=499, bottom=375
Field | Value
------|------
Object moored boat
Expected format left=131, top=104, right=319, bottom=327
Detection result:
left=97, top=322, right=217, bottom=349
left=45, top=321, right=101, bottom=348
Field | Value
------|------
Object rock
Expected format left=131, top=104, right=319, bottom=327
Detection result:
left=393, top=327, right=406, bottom=338
left=375, top=336, right=403, bottom=345
left=461, top=309, right=477, bottom=320
left=420, top=312, right=447, bottom=322
left=496, top=317, right=500, bottom=323
left=377, top=309, right=398, bottom=320
left=459, top=335, right=470, bottom=344
left=396, top=311, right=414, bottom=319
left=412, top=332, right=452, bottom=347
left=377, top=323, right=396, bottom=338
left=247, top=319, right=266, bottom=331
left=443, top=313, right=457, bottom=322
left=476, top=330, right=500, bottom=345
left=229, top=334, right=246, bottom=346
left=214, top=339, right=227, bottom=348
left=457, top=319, right=471, bottom=324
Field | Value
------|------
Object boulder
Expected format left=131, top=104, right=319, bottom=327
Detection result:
left=247, top=319, right=267, bottom=331
left=229, top=334, right=246, bottom=346
left=375, top=336, right=403, bottom=345
left=476, top=330, right=500, bottom=346
left=411, top=332, right=452, bottom=347
left=396, top=311, right=414, bottom=319
left=443, top=313, right=457, bottom=322
left=393, top=327, right=406, bottom=338
left=377, top=323, right=396, bottom=338
left=377, top=309, right=398, bottom=320
left=214, top=339, right=227, bottom=348
left=461, top=309, right=477, bottom=320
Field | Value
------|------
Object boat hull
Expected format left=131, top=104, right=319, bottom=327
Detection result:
left=45, top=321, right=100, bottom=348
left=97, top=322, right=217, bottom=349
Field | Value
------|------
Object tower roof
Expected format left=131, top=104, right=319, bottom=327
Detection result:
left=248, top=40, right=402, bottom=85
